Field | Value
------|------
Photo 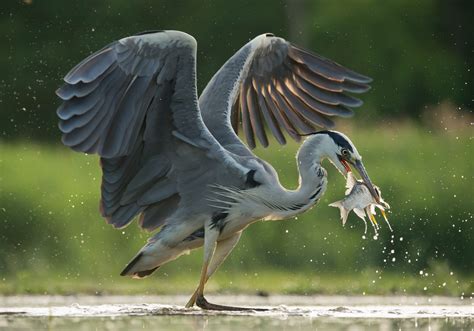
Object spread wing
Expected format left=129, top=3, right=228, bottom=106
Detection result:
left=199, top=33, right=372, bottom=152
left=56, top=30, right=247, bottom=231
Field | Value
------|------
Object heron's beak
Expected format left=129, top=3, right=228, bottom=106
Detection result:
left=338, top=156, right=352, bottom=174
left=351, top=159, right=380, bottom=203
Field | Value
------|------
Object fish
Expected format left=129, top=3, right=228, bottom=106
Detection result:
left=329, top=172, right=392, bottom=234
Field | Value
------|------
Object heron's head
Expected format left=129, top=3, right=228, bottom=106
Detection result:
left=305, top=130, right=380, bottom=203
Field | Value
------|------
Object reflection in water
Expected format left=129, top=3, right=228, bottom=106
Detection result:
left=1, top=296, right=472, bottom=331
left=1, top=315, right=472, bottom=331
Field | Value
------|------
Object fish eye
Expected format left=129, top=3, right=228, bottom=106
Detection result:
left=341, top=149, right=349, bottom=157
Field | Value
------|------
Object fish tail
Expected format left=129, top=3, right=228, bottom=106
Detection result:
left=328, top=201, right=342, bottom=208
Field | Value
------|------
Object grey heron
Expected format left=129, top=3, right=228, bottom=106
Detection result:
left=56, top=30, right=377, bottom=310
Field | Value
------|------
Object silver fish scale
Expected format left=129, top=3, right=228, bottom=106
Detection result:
left=342, top=182, right=374, bottom=210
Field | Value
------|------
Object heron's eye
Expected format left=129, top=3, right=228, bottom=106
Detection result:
left=341, top=149, right=349, bottom=157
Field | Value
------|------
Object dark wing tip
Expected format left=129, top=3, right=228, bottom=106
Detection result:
left=289, top=44, right=373, bottom=84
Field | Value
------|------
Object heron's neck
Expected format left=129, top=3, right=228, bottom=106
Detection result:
left=265, top=136, right=329, bottom=220
left=293, top=136, right=329, bottom=199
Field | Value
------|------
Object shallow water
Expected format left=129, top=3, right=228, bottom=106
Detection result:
left=2, top=315, right=472, bottom=331
left=0, top=295, right=472, bottom=330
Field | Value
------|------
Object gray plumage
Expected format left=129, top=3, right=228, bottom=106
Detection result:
left=56, top=30, right=376, bottom=310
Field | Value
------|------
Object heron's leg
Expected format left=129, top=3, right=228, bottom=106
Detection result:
left=188, top=230, right=267, bottom=311
left=185, top=223, right=219, bottom=308
left=185, top=232, right=242, bottom=307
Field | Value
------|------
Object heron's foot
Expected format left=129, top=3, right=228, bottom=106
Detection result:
left=185, top=293, right=197, bottom=308
left=195, top=295, right=267, bottom=311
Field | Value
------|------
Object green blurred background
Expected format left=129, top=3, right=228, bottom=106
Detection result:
left=0, top=0, right=472, bottom=296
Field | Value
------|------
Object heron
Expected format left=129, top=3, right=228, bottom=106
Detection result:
left=56, top=30, right=378, bottom=310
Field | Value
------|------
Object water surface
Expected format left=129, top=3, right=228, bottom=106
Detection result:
left=1, top=295, right=471, bottom=330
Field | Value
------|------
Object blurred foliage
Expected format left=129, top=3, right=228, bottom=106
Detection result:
left=0, top=0, right=472, bottom=141
left=0, top=124, right=472, bottom=294
left=0, top=0, right=472, bottom=295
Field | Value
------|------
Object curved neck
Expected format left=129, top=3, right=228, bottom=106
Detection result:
left=265, top=136, right=330, bottom=220
left=294, top=135, right=329, bottom=196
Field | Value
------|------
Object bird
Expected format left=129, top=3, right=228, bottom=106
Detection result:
left=56, top=30, right=378, bottom=311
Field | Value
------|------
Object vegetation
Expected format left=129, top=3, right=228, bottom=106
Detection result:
left=1, top=0, right=472, bottom=141
left=1, top=123, right=472, bottom=295
left=0, top=268, right=472, bottom=297
left=0, top=0, right=471, bottom=296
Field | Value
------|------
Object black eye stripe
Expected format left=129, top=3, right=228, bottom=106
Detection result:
left=312, top=130, right=354, bottom=153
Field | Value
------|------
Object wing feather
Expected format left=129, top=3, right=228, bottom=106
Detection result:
left=263, top=84, right=301, bottom=141
left=284, top=79, right=354, bottom=117
left=255, top=84, right=286, bottom=145
left=240, top=83, right=256, bottom=149
left=57, top=31, right=248, bottom=231
left=199, top=34, right=372, bottom=151
left=248, top=80, right=269, bottom=147
left=276, top=81, right=335, bottom=128
left=64, top=45, right=116, bottom=84
left=288, top=46, right=372, bottom=84
left=269, top=83, right=311, bottom=137
left=292, top=73, right=362, bottom=108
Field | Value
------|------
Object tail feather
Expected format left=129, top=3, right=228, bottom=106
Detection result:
left=133, top=266, right=160, bottom=279
left=120, top=252, right=160, bottom=279
left=120, top=252, right=143, bottom=276
left=120, top=237, right=190, bottom=279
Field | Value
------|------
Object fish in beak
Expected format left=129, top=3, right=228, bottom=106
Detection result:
left=349, top=159, right=380, bottom=204
left=329, top=172, right=392, bottom=234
